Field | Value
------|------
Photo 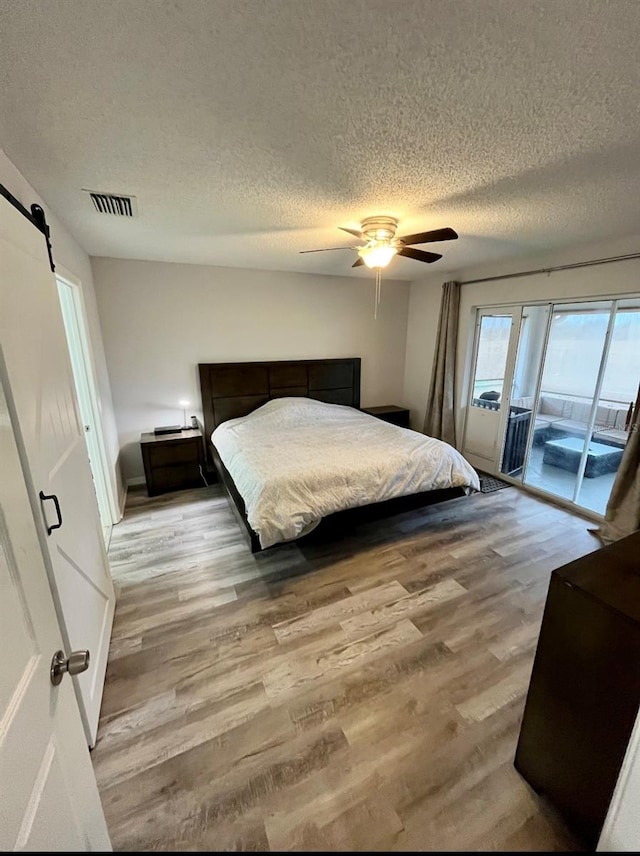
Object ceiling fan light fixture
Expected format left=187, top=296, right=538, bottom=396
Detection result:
left=358, top=241, right=398, bottom=269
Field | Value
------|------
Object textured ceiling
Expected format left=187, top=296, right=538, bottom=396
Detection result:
left=1, top=0, right=639, bottom=280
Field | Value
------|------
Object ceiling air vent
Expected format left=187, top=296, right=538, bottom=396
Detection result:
left=83, top=190, right=138, bottom=216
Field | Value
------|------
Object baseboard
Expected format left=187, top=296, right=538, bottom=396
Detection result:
left=126, top=476, right=146, bottom=487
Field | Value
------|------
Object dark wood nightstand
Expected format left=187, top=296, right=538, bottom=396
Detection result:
left=140, top=429, right=205, bottom=497
left=361, top=405, right=410, bottom=428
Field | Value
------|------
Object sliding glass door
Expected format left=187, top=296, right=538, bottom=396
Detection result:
left=576, top=299, right=640, bottom=514
left=499, top=304, right=549, bottom=479
left=496, top=297, right=640, bottom=516
left=523, top=301, right=613, bottom=504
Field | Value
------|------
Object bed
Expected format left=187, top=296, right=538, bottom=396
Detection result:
left=199, top=358, right=479, bottom=551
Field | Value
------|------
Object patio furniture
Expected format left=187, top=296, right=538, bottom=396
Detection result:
left=511, top=394, right=630, bottom=447
left=542, top=437, right=624, bottom=478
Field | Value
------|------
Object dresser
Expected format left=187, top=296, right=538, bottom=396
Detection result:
left=514, top=531, right=640, bottom=848
left=140, top=429, right=205, bottom=496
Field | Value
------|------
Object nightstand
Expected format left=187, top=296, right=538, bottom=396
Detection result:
left=140, top=429, right=205, bottom=497
left=361, top=405, right=411, bottom=428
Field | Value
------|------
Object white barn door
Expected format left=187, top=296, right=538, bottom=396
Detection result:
left=0, top=374, right=111, bottom=851
left=0, top=194, right=115, bottom=746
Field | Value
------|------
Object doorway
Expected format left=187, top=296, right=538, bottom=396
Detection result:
left=56, top=275, right=117, bottom=545
left=462, top=307, right=521, bottom=467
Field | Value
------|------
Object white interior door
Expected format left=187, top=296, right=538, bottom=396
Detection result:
left=0, top=196, right=115, bottom=746
left=462, top=308, right=521, bottom=472
left=0, top=374, right=111, bottom=851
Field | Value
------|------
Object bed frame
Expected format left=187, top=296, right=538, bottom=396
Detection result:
left=198, top=358, right=465, bottom=552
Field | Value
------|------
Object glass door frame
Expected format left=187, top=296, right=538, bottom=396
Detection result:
left=504, top=302, right=552, bottom=488
left=461, top=306, right=525, bottom=473
left=464, top=289, right=640, bottom=519
left=492, top=298, right=625, bottom=519
left=571, top=301, right=618, bottom=507
left=497, top=303, right=552, bottom=480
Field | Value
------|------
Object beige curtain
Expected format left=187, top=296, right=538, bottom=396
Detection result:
left=597, top=385, right=640, bottom=542
left=423, top=280, right=460, bottom=447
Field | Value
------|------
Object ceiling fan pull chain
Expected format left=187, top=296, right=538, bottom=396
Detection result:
left=374, top=270, right=378, bottom=320
left=374, top=269, right=382, bottom=319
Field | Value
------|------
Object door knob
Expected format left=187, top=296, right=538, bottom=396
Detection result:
left=50, top=649, right=90, bottom=686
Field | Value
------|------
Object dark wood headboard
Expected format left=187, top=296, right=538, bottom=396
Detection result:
left=198, top=357, right=361, bottom=445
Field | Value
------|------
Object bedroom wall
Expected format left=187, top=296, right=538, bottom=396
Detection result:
left=91, top=257, right=410, bottom=482
left=598, top=709, right=640, bottom=851
left=0, top=149, right=125, bottom=516
left=403, top=233, right=640, bottom=439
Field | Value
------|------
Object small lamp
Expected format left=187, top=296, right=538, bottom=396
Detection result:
left=179, top=399, right=190, bottom=429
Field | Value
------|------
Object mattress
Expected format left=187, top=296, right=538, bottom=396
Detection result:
left=212, top=397, right=480, bottom=548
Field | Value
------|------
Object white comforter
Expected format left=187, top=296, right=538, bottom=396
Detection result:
left=212, top=398, right=479, bottom=548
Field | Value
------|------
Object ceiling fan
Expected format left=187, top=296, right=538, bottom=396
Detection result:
left=300, top=216, right=458, bottom=269
left=300, top=216, right=458, bottom=318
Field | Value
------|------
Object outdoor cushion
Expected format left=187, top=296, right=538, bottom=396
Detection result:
left=553, top=418, right=590, bottom=435
left=593, top=428, right=628, bottom=447
left=539, top=395, right=574, bottom=418
left=534, top=414, right=564, bottom=427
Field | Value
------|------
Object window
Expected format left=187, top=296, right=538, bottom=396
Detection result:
left=471, top=315, right=512, bottom=409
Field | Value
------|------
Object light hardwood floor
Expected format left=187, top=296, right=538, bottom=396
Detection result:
left=92, top=484, right=599, bottom=851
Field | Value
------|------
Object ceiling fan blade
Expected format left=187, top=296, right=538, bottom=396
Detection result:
left=299, top=246, right=355, bottom=254
left=339, top=226, right=363, bottom=238
left=398, top=227, right=458, bottom=245
left=352, top=257, right=365, bottom=267
left=398, top=247, right=442, bottom=264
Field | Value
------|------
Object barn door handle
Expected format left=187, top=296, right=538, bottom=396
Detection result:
left=39, top=490, right=63, bottom=535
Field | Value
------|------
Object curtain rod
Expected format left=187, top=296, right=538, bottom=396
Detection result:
left=460, top=251, right=640, bottom=286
